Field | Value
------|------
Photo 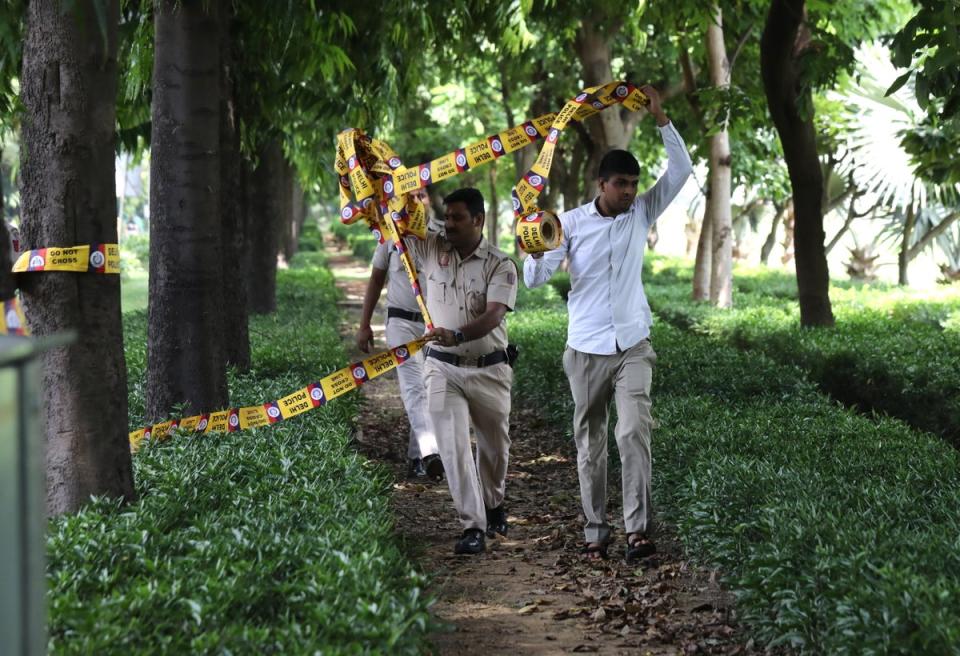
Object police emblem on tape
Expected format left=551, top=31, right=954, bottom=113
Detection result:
left=384, top=180, right=394, bottom=194
left=89, top=250, right=105, bottom=268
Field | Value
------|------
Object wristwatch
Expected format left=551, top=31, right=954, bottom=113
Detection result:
left=453, top=329, right=465, bottom=344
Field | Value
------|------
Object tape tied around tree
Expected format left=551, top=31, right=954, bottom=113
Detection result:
left=12, top=243, right=120, bottom=274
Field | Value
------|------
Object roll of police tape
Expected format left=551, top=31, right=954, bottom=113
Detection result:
left=0, top=297, right=29, bottom=336
left=515, top=210, right=563, bottom=254
left=128, top=337, right=429, bottom=451
left=12, top=243, right=120, bottom=274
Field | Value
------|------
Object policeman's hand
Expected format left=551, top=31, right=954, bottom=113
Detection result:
left=356, top=325, right=374, bottom=353
left=424, top=327, right=456, bottom=347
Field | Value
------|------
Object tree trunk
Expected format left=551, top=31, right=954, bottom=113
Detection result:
left=147, top=0, right=228, bottom=421
left=19, top=0, right=134, bottom=515
left=574, top=18, right=642, bottom=203
left=247, top=140, right=283, bottom=314
left=487, top=160, right=499, bottom=246
left=898, top=199, right=916, bottom=286
left=219, top=0, right=250, bottom=371
left=0, top=177, right=15, bottom=300
left=278, top=157, right=294, bottom=264
left=760, top=201, right=788, bottom=264
left=693, top=198, right=713, bottom=301
left=706, top=4, right=733, bottom=308
left=761, top=0, right=834, bottom=326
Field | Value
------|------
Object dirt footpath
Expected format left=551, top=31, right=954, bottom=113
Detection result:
left=328, top=246, right=762, bottom=655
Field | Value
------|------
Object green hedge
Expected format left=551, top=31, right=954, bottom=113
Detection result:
left=643, top=256, right=960, bottom=447
left=48, top=269, right=432, bottom=655
left=510, top=289, right=960, bottom=653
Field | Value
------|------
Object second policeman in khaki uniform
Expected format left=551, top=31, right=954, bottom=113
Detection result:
left=408, top=187, right=518, bottom=555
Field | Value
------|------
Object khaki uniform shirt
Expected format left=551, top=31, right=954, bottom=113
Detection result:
left=409, top=235, right=518, bottom=360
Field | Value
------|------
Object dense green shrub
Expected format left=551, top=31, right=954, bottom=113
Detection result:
left=297, top=220, right=324, bottom=252
left=510, top=289, right=960, bottom=653
left=49, top=269, right=433, bottom=655
left=644, top=255, right=960, bottom=446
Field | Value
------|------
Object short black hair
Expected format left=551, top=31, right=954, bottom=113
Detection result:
left=598, top=149, right=640, bottom=180
left=443, top=187, right=485, bottom=218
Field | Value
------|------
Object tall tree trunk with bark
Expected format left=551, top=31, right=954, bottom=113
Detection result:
left=147, top=0, right=228, bottom=420
left=219, top=0, right=249, bottom=371
left=761, top=0, right=834, bottom=326
left=693, top=194, right=713, bottom=301
left=574, top=18, right=646, bottom=202
left=706, top=4, right=734, bottom=308
left=278, top=157, right=295, bottom=264
left=19, top=0, right=134, bottom=514
left=247, top=140, right=283, bottom=314
left=0, top=178, right=14, bottom=300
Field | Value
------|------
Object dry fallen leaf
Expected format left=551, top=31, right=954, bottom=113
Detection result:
left=517, top=604, right=538, bottom=615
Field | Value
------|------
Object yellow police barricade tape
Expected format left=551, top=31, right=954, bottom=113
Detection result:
left=0, top=297, right=29, bottom=336
left=510, top=81, right=649, bottom=245
left=128, top=337, right=429, bottom=451
left=335, top=81, right=649, bottom=262
left=12, top=243, right=120, bottom=274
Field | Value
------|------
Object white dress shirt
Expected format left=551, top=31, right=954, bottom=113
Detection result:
left=523, top=122, right=692, bottom=355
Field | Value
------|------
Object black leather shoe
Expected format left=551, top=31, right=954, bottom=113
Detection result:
left=406, top=458, right=426, bottom=479
left=485, top=505, right=508, bottom=538
left=454, top=529, right=485, bottom=555
left=423, top=454, right=444, bottom=482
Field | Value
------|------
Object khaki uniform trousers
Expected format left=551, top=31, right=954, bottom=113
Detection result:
left=423, top=357, right=512, bottom=532
left=385, top=316, right=438, bottom=459
left=562, top=339, right=657, bottom=544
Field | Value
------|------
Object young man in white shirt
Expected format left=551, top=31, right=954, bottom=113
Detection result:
left=523, top=85, right=692, bottom=563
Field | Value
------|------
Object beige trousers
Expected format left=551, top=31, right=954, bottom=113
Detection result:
left=385, top=316, right=437, bottom=459
left=423, top=358, right=512, bottom=531
left=562, top=340, right=657, bottom=543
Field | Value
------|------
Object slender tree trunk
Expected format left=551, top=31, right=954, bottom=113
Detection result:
left=898, top=199, right=916, bottom=286
left=247, top=140, right=282, bottom=314
left=825, top=194, right=859, bottom=255
left=219, top=0, right=250, bottom=371
left=693, top=198, right=713, bottom=301
left=20, top=0, right=134, bottom=514
left=574, top=18, right=643, bottom=203
left=277, top=157, right=293, bottom=265
left=0, top=178, right=14, bottom=300
left=706, top=4, right=733, bottom=308
left=487, top=160, right=499, bottom=246
left=147, top=0, right=228, bottom=420
left=761, top=201, right=788, bottom=264
left=761, top=0, right=834, bottom=326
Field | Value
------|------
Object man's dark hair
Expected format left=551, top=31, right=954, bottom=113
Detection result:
left=598, top=149, right=640, bottom=180
left=444, top=187, right=485, bottom=218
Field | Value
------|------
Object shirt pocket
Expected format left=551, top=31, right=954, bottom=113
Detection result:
left=427, top=268, right=455, bottom=305
left=465, top=279, right=487, bottom=315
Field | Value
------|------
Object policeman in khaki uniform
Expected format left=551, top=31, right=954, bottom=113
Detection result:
left=407, top=187, right=518, bottom=555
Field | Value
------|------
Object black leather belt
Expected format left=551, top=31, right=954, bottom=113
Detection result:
left=387, top=307, right=423, bottom=322
left=426, top=347, right=509, bottom=368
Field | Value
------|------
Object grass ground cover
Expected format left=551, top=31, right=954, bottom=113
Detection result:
left=47, top=264, right=432, bottom=654
left=511, top=287, right=960, bottom=653
left=643, top=255, right=960, bottom=446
